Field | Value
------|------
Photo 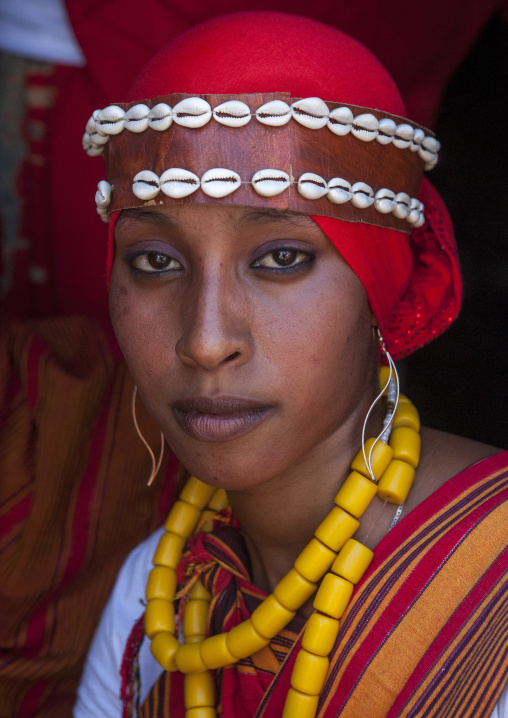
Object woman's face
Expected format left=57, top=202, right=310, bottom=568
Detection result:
left=110, top=204, right=378, bottom=489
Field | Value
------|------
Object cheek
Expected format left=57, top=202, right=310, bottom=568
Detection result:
left=266, top=282, right=374, bottom=423
left=109, top=278, right=174, bottom=381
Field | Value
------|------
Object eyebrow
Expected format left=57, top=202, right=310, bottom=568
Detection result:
left=115, top=208, right=179, bottom=228
left=115, top=206, right=315, bottom=230
left=235, top=208, right=316, bottom=228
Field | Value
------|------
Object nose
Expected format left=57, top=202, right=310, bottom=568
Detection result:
left=175, top=270, right=253, bottom=371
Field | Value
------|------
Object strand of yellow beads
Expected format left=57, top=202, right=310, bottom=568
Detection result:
left=146, top=385, right=421, bottom=718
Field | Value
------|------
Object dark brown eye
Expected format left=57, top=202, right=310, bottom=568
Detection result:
left=274, top=250, right=297, bottom=266
left=130, top=252, right=182, bottom=273
left=253, top=248, right=312, bottom=270
left=148, top=253, right=171, bottom=269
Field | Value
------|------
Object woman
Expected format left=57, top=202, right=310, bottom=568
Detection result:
left=75, top=12, right=508, bottom=718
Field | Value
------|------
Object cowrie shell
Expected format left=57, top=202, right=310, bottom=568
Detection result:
left=172, top=98, right=212, bottom=128
left=419, top=150, right=438, bottom=170
left=351, top=113, right=379, bottom=142
left=297, top=173, right=327, bottom=200
left=86, top=145, right=104, bottom=157
left=407, top=197, right=422, bottom=224
left=148, top=103, right=173, bottom=131
left=422, top=136, right=440, bottom=153
left=97, top=105, right=126, bottom=135
left=82, top=133, right=92, bottom=152
left=95, top=180, right=112, bottom=208
left=92, top=109, right=108, bottom=137
left=327, top=107, right=353, bottom=136
left=160, top=168, right=200, bottom=198
left=97, top=206, right=109, bottom=222
left=350, top=182, right=374, bottom=208
left=252, top=169, right=290, bottom=197
left=255, top=100, right=291, bottom=126
left=393, top=123, right=414, bottom=149
left=201, top=168, right=241, bottom=198
left=374, top=188, right=396, bottom=214
left=376, top=118, right=397, bottom=145
left=291, top=98, right=329, bottom=130
left=411, top=128, right=425, bottom=152
left=90, top=132, right=109, bottom=147
left=213, top=100, right=251, bottom=127
left=327, top=178, right=352, bottom=204
left=124, top=104, right=150, bottom=133
left=413, top=213, right=426, bottom=228
left=393, top=191, right=411, bottom=219
left=132, top=170, right=160, bottom=200
left=85, top=115, right=97, bottom=135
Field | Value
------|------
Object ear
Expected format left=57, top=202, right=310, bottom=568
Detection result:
left=370, top=310, right=379, bottom=329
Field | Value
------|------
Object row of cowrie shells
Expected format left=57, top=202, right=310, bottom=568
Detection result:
left=83, top=97, right=439, bottom=170
left=94, top=170, right=425, bottom=227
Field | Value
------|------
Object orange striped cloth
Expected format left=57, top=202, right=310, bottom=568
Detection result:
left=0, top=315, right=177, bottom=717
left=135, top=452, right=508, bottom=717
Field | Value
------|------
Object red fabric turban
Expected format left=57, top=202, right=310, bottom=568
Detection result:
left=108, top=11, right=461, bottom=359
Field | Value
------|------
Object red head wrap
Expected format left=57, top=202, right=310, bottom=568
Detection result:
left=106, top=12, right=461, bottom=359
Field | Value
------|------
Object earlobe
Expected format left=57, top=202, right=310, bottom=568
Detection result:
left=370, top=311, right=379, bottom=329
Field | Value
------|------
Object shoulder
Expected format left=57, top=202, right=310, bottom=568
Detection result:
left=406, top=427, right=505, bottom=512
left=74, top=528, right=164, bottom=717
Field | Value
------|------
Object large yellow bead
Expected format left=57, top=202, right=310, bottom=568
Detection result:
left=207, top=489, right=228, bottom=512
left=184, top=671, right=215, bottom=708
left=146, top=566, right=177, bottom=601
left=149, top=631, right=179, bottom=672
left=313, top=574, right=354, bottom=619
left=145, top=599, right=175, bottom=639
left=251, top=595, right=295, bottom=638
left=183, top=600, right=209, bottom=639
left=334, top=471, right=377, bottom=517
left=376, top=458, right=415, bottom=503
left=301, top=613, right=340, bottom=656
left=314, top=506, right=359, bottom=552
left=180, top=476, right=216, bottom=510
left=226, top=619, right=270, bottom=658
left=351, top=438, right=393, bottom=480
left=392, top=402, right=420, bottom=432
left=164, top=500, right=201, bottom=538
left=186, top=707, right=217, bottom=718
left=290, top=649, right=329, bottom=695
left=331, top=539, right=374, bottom=584
left=189, top=580, right=212, bottom=601
left=200, top=633, right=237, bottom=670
left=200, top=510, right=216, bottom=533
left=274, top=568, right=317, bottom=611
left=282, top=688, right=319, bottom=718
left=378, top=365, right=391, bottom=392
left=390, top=427, right=421, bottom=468
left=153, top=531, right=186, bottom=569
left=175, top=642, right=207, bottom=673
left=294, top=538, right=336, bottom=583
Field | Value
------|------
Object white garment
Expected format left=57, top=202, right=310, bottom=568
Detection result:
left=0, top=0, right=85, bottom=65
left=74, top=527, right=508, bottom=717
left=74, top=529, right=164, bottom=717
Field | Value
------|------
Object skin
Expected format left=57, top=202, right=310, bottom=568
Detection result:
left=110, top=203, right=498, bottom=596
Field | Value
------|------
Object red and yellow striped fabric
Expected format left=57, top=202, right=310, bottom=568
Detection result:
left=138, top=452, right=508, bottom=717
left=0, top=316, right=177, bottom=717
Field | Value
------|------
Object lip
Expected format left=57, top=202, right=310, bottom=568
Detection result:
left=171, top=396, right=272, bottom=442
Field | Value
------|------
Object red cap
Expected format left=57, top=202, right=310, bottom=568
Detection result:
left=107, top=12, right=461, bottom=359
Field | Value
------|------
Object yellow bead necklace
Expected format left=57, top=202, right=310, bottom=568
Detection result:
left=146, top=383, right=421, bottom=718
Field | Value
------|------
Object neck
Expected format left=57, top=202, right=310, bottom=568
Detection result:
left=227, top=394, right=384, bottom=594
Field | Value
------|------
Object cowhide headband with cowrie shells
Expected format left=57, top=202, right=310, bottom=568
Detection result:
left=85, top=92, right=439, bottom=232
